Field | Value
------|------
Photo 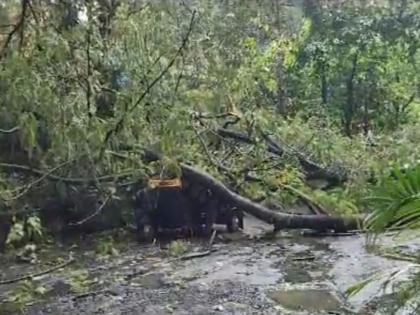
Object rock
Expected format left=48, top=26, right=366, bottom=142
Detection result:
left=108, top=283, right=126, bottom=296
left=135, top=272, right=166, bottom=289
left=213, top=304, right=224, bottom=312
left=193, top=282, right=209, bottom=292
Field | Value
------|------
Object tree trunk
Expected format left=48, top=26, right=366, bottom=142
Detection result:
left=343, top=53, right=358, bottom=137
left=276, top=63, right=288, bottom=116
left=320, top=61, right=329, bottom=105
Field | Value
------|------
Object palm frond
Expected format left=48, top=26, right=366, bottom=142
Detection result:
left=365, top=164, right=420, bottom=234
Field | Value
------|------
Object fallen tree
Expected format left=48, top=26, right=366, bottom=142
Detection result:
left=141, top=149, right=362, bottom=232
left=182, top=164, right=360, bottom=232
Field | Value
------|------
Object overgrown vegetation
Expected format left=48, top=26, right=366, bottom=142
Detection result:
left=0, top=0, right=420, bottom=312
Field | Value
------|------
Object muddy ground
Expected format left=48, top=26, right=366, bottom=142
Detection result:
left=0, top=215, right=419, bottom=315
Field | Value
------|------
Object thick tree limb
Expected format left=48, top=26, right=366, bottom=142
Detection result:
left=216, top=127, right=346, bottom=186
left=180, top=163, right=360, bottom=232
left=0, top=213, right=12, bottom=252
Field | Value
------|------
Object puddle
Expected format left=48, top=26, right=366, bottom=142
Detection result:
left=269, top=289, right=342, bottom=312
left=282, top=265, right=312, bottom=283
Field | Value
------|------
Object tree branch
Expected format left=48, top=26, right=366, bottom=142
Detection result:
left=5, top=160, right=75, bottom=201
left=69, top=195, right=111, bottom=226
left=0, top=126, right=20, bottom=134
left=215, top=127, right=346, bottom=186
left=0, top=0, right=29, bottom=59
left=0, top=255, right=74, bottom=285
left=191, top=121, right=232, bottom=176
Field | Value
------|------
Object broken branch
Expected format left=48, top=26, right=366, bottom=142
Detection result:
left=69, top=195, right=112, bottom=226
left=0, top=255, right=74, bottom=285
left=5, top=160, right=75, bottom=201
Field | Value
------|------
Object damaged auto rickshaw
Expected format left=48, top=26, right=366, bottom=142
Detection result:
left=132, top=173, right=243, bottom=242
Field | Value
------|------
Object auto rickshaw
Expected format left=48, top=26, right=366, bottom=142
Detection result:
left=132, top=176, right=243, bottom=241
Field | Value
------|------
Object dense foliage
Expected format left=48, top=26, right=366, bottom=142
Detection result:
left=1, top=0, right=419, bottom=212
